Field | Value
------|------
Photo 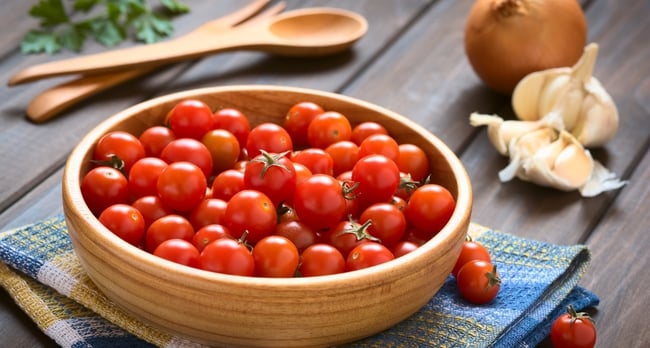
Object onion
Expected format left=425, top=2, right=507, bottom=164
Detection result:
left=464, top=0, right=587, bottom=95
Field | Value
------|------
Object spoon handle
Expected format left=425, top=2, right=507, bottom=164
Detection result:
left=8, top=26, right=266, bottom=86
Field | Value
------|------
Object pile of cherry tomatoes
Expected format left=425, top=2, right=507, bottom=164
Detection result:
left=81, top=99, right=456, bottom=277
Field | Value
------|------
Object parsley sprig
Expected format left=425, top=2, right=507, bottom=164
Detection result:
left=21, top=0, right=189, bottom=54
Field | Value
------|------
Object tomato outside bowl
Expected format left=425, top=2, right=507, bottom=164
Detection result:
left=62, top=85, right=472, bottom=347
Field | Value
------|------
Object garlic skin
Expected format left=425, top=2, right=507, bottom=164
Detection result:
left=512, top=43, right=619, bottom=147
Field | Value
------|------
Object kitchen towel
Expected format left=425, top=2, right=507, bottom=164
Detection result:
left=0, top=214, right=598, bottom=348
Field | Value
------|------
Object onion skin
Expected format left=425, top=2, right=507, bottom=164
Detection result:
left=464, top=0, right=587, bottom=95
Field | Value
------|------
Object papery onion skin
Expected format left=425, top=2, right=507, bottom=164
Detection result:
left=464, top=0, right=587, bottom=95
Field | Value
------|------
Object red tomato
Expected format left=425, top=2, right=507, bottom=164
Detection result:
left=291, top=148, right=334, bottom=176
left=292, top=162, right=313, bottom=185
left=284, top=101, right=324, bottom=147
left=357, top=134, right=400, bottom=163
left=201, top=129, right=240, bottom=174
left=81, top=166, right=129, bottom=216
left=325, top=141, right=359, bottom=177
left=145, top=214, right=194, bottom=252
left=351, top=121, right=389, bottom=145
left=451, top=239, right=491, bottom=277
left=397, top=143, right=430, bottom=182
left=550, top=305, right=597, bottom=348
left=244, top=151, right=297, bottom=207
left=138, top=126, right=176, bottom=158
left=212, top=108, right=250, bottom=147
left=153, top=239, right=200, bottom=268
left=274, top=220, right=318, bottom=253
left=188, top=198, right=227, bottom=230
left=157, top=162, right=207, bottom=212
left=192, top=224, right=231, bottom=252
left=224, top=190, right=277, bottom=244
left=246, top=122, right=293, bottom=159
left=128, top=157, right=167, bottom=198
left=456, top=260, right=501, bottom=304
left=93, top=131, right=146, bottom=173
left=131, top=195, right=173, bottom=229
left=359, top=203, right=406, bottom=247
left=198, top=238, right=254, bottom=276
left=404, top=184, right=455, bottom=240
left=391, top=240, right=419, bottom=258
left=98, top=204, right=145, bottom=246
left=211, top=169, right=245, bottom=201
left=292, top=174, right=347, bottom=231
left=351, top=154, right=401, bottom=207
left=345, top=242, right=395, bottom=272
left=299, top=243, right=345, bottom=277
left=167, top=99, right=214, bottom=140
left=253, top=235, right=300, bottom=277
left=307, top=111, right=352, bottom=149
left=389, top=195, right=407, bottom=212
left=321, top=219, right=376, bottom=258
left=160, top=138, right=213, bottom=178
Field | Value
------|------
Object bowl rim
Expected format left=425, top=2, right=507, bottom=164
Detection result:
left=63, top=84, right=472, bottom=289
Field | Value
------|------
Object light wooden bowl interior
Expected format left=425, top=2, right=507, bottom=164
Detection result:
left=62, top=85, right=472, bottom=347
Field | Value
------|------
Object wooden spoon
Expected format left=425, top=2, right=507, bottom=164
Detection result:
left=8, top=7, right=368, bottom=86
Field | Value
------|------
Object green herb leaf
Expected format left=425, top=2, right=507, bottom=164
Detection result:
left=132, top=13, right=174, bottom=44
left=89, top=18, right=126, bottom=47
left=162, top=0, right=190, bottom=14
left=29, top=0, right=69, bottom=26
left=20, top=30, right=61, bottom=54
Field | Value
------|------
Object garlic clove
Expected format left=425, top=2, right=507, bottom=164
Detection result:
left=469, top=112, right=554, bottom=156
left=498, top=127, right=557, bottom=182
left=512, top=68, right=569, bottom=121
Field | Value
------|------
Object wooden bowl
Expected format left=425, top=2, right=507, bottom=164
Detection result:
left=62, top=85, right=472, bottom=347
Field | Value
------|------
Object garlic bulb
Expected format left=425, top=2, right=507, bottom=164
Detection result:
left=512, top=43, right=619, bottom=147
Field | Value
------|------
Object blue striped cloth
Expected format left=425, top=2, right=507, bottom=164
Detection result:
left=0, top=214, right=598, bottom=348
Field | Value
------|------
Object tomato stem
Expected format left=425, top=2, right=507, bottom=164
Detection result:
left=484, top=264, right=501, bottom=291
left=252, top=149, right=291, bottom=177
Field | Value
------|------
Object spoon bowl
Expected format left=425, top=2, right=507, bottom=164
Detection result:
left=8, top=7, right=368, bottom=85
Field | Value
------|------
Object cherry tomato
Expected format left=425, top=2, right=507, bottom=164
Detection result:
left=153, top=239, right=200, bottom=268
left=212, top=108, right=250, bottom=147
left=131, top=195, right=173, bottom=229
left=351, top=121, right=389, bottom=145
left=274, top=220, right=318, bottom=253
left=93, top=131, right=145, bottom=172
left=160, top=138, right=213, bottom=179
left=351, top=154, right=401, bottom=207
left=397, top=143, right=430, bottom=182
left=98, top=204, right=145, bottom=246
left=284, top=101, right=324, bottom=147
left=456, top=260, right=501, bottom=304
left=299, top=243, right=345, bottom=277
left=244, top=151, right=297, bottom=207
left=359, top=203, right=406, bottom=248
left=357, top=134, right=400, bottom=163
left=389, top=195, right=407, bottom=212
left=157, top=162, right=207, bottom=212
left=167, top=99, right=214, bottom=140
left=404, top=184, right=455, bottom=240
left=138, top=125, right=176, bottom=158
left=246, top=122, right=293, bottom=159
left=292, top=162, right=313, bottom=185
left=188, top=198, right=227, bottom=230
left=307, top=111, right=352, bottom=149
left=192, top=224, right=231, bottom=252
left=224, top=190, right=277, bottom=244
left=199, top=238, right=254, bottom=276
left=81, top=166, right=129, bottom=216
left=550, top=305, right=597, bottom=348
left=322, top=219, right=376, bottom=258
left=291, top=148, right=334, bottom=176
left=451, top=239, right=491, bottom=277
left=391, top=240, right=419, bottom=258
left=253, top=235, right=300, bottom=277
left=325, top=140, right=359, bottom=177
left=345, top=242, right=395, bottom=272
left=201, top=129, right=240, bottom=174
left=145, top=214, right=194, bottom=253
left=211, top=169, right=245, bottom=201
left=292, top=174, right=347, bottom=231
left=128, top=157, right=167, bottom=198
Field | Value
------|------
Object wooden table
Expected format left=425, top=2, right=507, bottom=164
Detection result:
left=1, top=0, right=648, bottom=346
